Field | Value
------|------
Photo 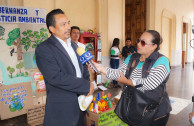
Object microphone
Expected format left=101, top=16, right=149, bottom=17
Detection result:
left=76, top=47, right=99, bottom=73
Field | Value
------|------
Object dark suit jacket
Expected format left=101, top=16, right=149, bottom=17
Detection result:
left=35, top=35, right=90, bottom=126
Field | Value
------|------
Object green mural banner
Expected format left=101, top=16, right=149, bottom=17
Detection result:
left=98, top=110, right=128, bottom=126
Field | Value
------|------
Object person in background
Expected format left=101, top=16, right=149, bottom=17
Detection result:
left=121, top=37, right=137, bottom=60
left=89, top=30, right=172, bottom=126
left=189, top=113, right=194, bottom=125
left=70, top=26, right=86, bottom=50
left=35, top=9, right=94, bottom=126
left=110, top=38, right=122, bottom=88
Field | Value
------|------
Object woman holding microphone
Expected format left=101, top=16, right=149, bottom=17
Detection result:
left=89, top=30, right=171, bottom=126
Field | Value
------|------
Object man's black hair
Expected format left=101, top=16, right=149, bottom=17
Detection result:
left=71, top=26, right=80, bottom=33
left=46, top=9, right=64, bottom=34
left=126, top=37, right=131, bottom=41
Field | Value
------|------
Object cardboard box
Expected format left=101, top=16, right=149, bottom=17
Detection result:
left=27, top=105, right=45, bottom=126
left=0, top=82, right=33, bottom=120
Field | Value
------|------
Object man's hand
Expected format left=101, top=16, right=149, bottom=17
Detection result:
left=87, top=61, right=107, bottom=75
left=118, top=54, right=122, bottom=59
left=87, top=82, right=94, bottom=96
left=127, top=52, right=132, bottom=56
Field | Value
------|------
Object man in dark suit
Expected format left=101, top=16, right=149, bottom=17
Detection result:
left=35, top=9, right=94, bottom=126
left=121, top=38, right=137, bottom=59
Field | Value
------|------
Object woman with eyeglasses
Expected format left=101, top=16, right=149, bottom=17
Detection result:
left=89, top=30, right=172, bottom=126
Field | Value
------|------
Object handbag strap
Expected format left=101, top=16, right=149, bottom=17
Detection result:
left=158, top=86, right=166, bottom=105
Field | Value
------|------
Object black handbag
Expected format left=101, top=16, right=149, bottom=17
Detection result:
left=114, top=85, right=164, bottom=126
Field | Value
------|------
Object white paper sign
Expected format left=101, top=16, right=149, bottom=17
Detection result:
left=0, top=5, right=46, bottom=24
left=96, top=74, right=101, bottom=84
left=34, top=72, right=42, bottom=81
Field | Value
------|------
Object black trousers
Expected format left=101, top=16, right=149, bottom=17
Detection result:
left=151, top=113, right=170, bottom=126
left=77, top=110, right=87, bottom=126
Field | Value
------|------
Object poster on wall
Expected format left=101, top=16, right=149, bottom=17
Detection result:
left=0, top=82, right=33, bottom=119
left=0, top=5, right=48, bottom=92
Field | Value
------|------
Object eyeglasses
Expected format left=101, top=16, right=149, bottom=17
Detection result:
left=136, top=38, right=155, bottom=47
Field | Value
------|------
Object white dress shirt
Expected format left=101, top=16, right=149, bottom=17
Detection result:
left=77, top=42, right=86, bottom=50
left=55, top=37, right=82, bottom=78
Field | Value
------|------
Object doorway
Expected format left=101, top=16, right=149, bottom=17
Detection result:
left=182, top=22, right=188, bottom=68
left=125, top=0, right=146, bottom=46
left=161, top=17, right=172, bottom=61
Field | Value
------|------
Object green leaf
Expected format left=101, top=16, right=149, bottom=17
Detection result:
left=21, top=73, right=24, bottom=76
left=24, top=45, right=29, bottom=51
left=40, top=31, right=44, bottom=37
left=6, top=38, right=14, bottom=46
left=7, top=66, right=11, bottom=71
left=27, top=41, right=31, bottom=46
left=30, top=34, right=34, bottom=38
left=8, top=28, right=20, bottom=40
left=17, top=106, right=23, bottom=111
left=36, top=35, right=40, bottom=39
left=21, top=37, right=26, bottom=41
left=26, top=37, right=30, bottom=41
left=29, top=34, right=34, bottom=38
left=19, top=62, right=24, bottom=68
left=32, top=44, right=37, bottom=48
left=16, top=64, right=20, bottom=69
left=14, top=102, right=18, bottom=106
left=36, top=40, right=40, bottom=43
left=10, top=68, right=15, bottom=73
left=44, top=33, right=48, bottom=39
left=25, top=72, right=29, bottom=76
left=21, top=40, right=26, bottom=45
left=9, top=107, right=16, bottom=112
left=20, top=61, right=24, bottom=66
left=22, top=31, right=27, bottom=36
left=34, top=31, right=39, bottom=35
left=0, top=25, right=5, bottom=37
left=40, top=28, right=44, bottom=31
left=27, top=30, right=32, bottom=34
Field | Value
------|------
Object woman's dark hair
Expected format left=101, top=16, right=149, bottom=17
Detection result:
left=46, top=9, right=64, bottom=34
left=112, top=38, right=120, bottom=47
left=71, top=26, right=80, bottom=33
left=146, top=30, right=162, bottom=51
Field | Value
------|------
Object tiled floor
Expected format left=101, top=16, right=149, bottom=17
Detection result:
left=166, top=64, right=194, bottom=126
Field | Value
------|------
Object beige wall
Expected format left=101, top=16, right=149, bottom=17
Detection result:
left=55, top=0, right=97, bottom=30
left=154, top=0, right=193, bottom=49
left=0, top=0, right=23, bottom=6
left=97, top=0, right=125, bottom=56
left=107, top=0, right=125, bottom=53
left=23, top=0, right=55, bottom=12
left=155, top=0, right=193, bottom=65
left=24, top=0, right=97, bottom=31
left=147, top=0, right=194, bottom=66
